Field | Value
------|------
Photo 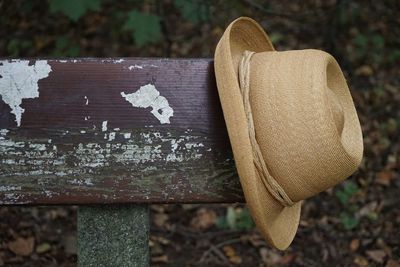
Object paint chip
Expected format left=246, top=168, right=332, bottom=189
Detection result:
left=0, top=60, right=52, bottom=126
left=102, top=121, right=108, bottom=132
left=121, top=84, right=173, bottom=124
left=108, top=132, right=116, bottom=141
left=128, top=65, right=143, bottom=70
left=0, top=129, right=9, bottom=140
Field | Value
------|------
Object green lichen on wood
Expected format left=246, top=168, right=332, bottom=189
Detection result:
left=78, top=205, right=149, bottom=267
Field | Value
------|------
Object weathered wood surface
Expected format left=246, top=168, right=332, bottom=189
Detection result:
left=78, top=205, right=149, bottom=267
left=0, top=58, right=243, bottom=205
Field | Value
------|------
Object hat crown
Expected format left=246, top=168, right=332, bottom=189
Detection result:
left=249, top=49, right=363, bottom=201
left=214, top=16, right=364, bottom=249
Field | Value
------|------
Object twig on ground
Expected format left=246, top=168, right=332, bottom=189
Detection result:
left=199, top=237, right=244, bottom=265
left=199, top=244, right=232, bottom=265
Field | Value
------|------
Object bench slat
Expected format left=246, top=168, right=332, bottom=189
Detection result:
left=0, top=58, right=243, bottom=204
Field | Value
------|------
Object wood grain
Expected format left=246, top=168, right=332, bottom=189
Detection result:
left=0, top=58, right=244, bottom=205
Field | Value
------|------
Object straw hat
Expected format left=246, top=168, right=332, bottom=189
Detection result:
left=214, top=17, right=363, bottom=250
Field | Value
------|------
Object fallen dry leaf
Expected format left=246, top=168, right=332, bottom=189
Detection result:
left=354, top=255, right=369, bottom=267
left=358, top=201, right=378, bottom=218
left=190, top=208, right=217, bottom=230
left=355, top=65, right=374, bottom=76
left=150, top=205, right=166, bottom=213
left=377, top=238, right=393, bottom=257
left=36, top=243, right=51, bottom=254
left=155, top=236, right=170, bottom=245
left=280, top=253, right=296, bottom=265
left=366, top=249, right=387, bottom=263
left=376, top=170, right=395, bottom=186
left=8, top=237, right=35, bottom=256
left=150, top=241, right=164, bottom=255
left=386, top=259, right=400, bottom=267
left=248, top=233, right=265, bottom=247
left=153, top=213, right=169, bottom=228
left=223, top=245, right=242, bottom=264
left=259, top=247, right=282, bottom=265
left=229, top=255, right=242, bottom=265
left=350, top=239, right=360, bottom=252
left=151, top=254, right=168, bottom=263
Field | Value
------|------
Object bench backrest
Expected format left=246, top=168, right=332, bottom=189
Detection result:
left=0, top=58, right=243, bottom=205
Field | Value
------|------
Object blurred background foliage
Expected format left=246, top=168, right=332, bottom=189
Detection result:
left=1, top=0, right=399, bottom=70
left=0, top=0, right=399, bottom=266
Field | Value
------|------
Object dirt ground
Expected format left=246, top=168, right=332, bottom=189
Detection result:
left=0, top=1, right=399, bottom=266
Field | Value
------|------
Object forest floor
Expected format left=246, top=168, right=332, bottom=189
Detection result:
left=0, top=1, right=399, bottom=266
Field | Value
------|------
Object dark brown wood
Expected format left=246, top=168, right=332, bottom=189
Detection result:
left=0, top=58, right=243, bottom=205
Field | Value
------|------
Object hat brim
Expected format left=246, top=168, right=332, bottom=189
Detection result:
left=214, top=17, right=301, bottom=250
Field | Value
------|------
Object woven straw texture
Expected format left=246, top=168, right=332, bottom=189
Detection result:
left=214, top=17, right=363, bottom=250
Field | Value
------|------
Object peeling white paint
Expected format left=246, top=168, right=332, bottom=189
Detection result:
left=0, top=60, right=52, bottom=126
left=43, top=190, right=60, bottom=198
left=0, top=129, right=9, bottom=140
left=0, top=130, right=209, bottom=178
left=102, top=121, right=108, bottom=132
left=3, top=193, right=22, bottom=202
left=80, top=130, right=86, bottom=134
left=108, top=132, right=116, bottom=141
left=100, top=59, right=125, bottom=64
left=113, top=128, right=120, bottom=131
left=121, top=84, right=173, bottom=124
left=70, top=178, right=94, bottom=186
left=128, top=65, right=143, bottom=70
left=84, top=96, right=89, bottom=105
left=171, top=139, right=179, bottom=151
left=2, top=159, right=16, bottom=164
left=127, top=64, right=158, bottom=70
left=150, top=132, right=159, bottom=139
left=0, top=185, right=21, bottom=192
left=56, top=171, right=68, bottom=176
left=29, top=143, right=46, bottom=151
left=58, top=60, right=68, bottom=63
left=185, top=142, right=204, bottom=149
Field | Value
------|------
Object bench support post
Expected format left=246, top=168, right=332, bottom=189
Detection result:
left=77, top=205, right=149, bottom=267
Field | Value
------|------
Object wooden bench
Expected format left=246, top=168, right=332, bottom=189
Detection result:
left=0, top=58, right=243, bottom=266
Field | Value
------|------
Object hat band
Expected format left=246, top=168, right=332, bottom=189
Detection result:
left=239, top=50, right=295, bottom=207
